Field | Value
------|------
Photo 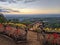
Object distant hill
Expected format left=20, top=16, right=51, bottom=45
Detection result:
left=4, top=14, right=60, bottom=18
left=4, top=14, right=60, bottom=22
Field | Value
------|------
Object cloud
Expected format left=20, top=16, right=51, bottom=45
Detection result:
left=6, top=9, right=20, bottom=12
left=0, top=0, right=39, bottom=3
left=0, top=0, right=6, bottom=2
left=0, top=7, right=20, bottom=13
left=24, top=0, right=38, bottom=3
left=0, top=0, right=17, bottom=3
left=0, top=8, right=9, bottom=13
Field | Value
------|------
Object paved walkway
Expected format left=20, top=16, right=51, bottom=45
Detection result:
left=0, top=31, right=42, bottom=45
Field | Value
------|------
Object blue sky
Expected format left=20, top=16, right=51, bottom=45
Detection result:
left=0, top=0, right=60, bottom=14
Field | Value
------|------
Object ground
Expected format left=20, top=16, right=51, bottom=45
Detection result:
left=0, top=31, right=42, bottom=45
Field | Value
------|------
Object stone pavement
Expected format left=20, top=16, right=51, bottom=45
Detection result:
left=0, top=31, right=42, bottom=45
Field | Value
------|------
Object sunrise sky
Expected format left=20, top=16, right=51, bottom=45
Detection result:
left=0, top=0, right=60, bottom=14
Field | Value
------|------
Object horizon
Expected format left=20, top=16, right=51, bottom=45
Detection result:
left=4, top=14, right=60, bottom=18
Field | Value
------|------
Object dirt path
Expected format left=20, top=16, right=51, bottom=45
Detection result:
left=0, top=31, right=42, bottom=45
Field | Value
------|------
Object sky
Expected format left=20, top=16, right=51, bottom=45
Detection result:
left=0, top=0, right=60, bottom=14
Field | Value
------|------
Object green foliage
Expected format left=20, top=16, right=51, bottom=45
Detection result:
left=0, top=13, right=7, bottom=23
left=22, top=21, right=32, bottom=25
left=0, top=16, right=5, bottom=23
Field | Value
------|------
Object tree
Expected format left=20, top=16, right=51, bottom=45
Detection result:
left=0, top=13, right=7, bottom=23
